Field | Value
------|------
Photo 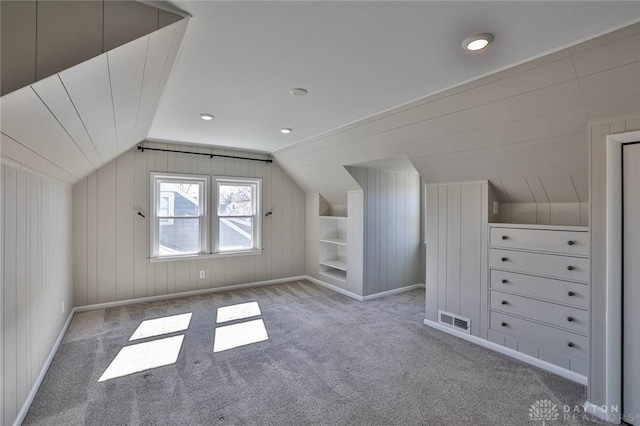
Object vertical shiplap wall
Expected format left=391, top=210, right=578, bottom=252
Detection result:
left=1, top=162, right=73, bottom=426
left=346, top=167, right=421, bottom=296
left=425, top=181, right=492, bottom=338
left=72, top=142, right=305, bottom=306
left=497, top=202, right=588, bottom=226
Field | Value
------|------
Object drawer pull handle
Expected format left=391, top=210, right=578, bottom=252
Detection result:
left=567, top=342, right=574, bottom=348
left=501, top=257, right=508, bottom=262
left=501, top=279, right=508, bottom=284
left=501, top=300, right=508, bottom=305
left=567, top=317, right=574, bottom=322
left=567, top=240, right=575, bottom=246
left=568, top=291, right=575, bottom=296
left=502, top=235, right=508, bottom=240
left=501, top=322, right=508, bottom=327
left=567, top=266, right=575, bottom=271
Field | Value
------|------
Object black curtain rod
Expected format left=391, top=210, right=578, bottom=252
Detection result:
left=137, top=146, right=273, bottom=163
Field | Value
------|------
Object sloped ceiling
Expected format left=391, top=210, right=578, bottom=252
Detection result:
left=273, top=22, right=640, bottom=205
left=0, top=18, right=188, bottom=184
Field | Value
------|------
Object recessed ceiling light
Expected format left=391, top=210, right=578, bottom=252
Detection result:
left=462, top=33, right=494, bottom=51
left=200, top=113, right=214, bottom=121
left=280, top=128, right=292, bottom=134
left=290, top=88, right=308, bottom=96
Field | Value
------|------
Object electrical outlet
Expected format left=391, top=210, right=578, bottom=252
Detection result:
left=199, top=270, right=205, bottom=279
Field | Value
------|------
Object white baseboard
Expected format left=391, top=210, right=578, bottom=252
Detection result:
left=304, top=276, right=364, bottom=301
left=423, top=319, right=588, bottom=385
left=362, top=283, right=425, bottom=301
left=13, top=309, right=75, bottom=426
left=583, top=401, right=621, bottom=424
left=304, top=277, right=425, bottom=301
left=74, top=276, right=308, bottom=312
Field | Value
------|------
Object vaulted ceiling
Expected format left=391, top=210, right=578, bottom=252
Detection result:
left=1, top=1, right=639, bottom=205
left=0, top=1, right=187, bottom=183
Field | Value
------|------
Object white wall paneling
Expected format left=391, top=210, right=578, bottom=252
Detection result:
left=1, top=162, right=73, bottom=426
left=73, top=143, right=305, bottom=306
left=273, top=22, right=640, bottom=207
left=345, top=166, right=421, bottom=296
left=0, top=0, right=185, bottom=96
left=0, top=18, right=188, bottom=187
left=425, top=181, right=496, bottom=338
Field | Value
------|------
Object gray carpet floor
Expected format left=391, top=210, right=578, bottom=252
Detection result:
left=24, top=280, right=604, bottom=425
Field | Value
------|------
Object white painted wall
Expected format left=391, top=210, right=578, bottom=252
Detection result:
left=72, top=142, right=306, bottom=306
left=1, top=162, right=73, bottom=426
left=425, top=181, right=497, bottom=338
left=497, top=202, right=588, bottom=226
left=346, top=167, right=421, bottom=295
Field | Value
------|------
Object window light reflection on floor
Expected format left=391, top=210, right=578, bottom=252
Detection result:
left=129, top=312, right=193, bottom=341
left=213, top=319, right=269, bottom=353
left=98, top=335, right=184, bottom=382
left=216, top=301, right=261, bottom=323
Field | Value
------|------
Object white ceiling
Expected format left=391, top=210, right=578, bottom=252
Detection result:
left=149, top=1, right=640, bottom=153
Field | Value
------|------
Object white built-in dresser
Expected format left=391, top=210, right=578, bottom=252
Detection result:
left=487, top=223, right=590, bottom=377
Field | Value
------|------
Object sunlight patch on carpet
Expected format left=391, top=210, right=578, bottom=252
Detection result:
left=216, top=302, right=261, bottom=323
left=213, top=319, right=268, bottom=352
left=98, top=335, right=184, bottom=382
left=129, top=312, right=193, bottom=341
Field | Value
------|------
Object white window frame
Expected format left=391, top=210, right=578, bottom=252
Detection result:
left=150, top=173, right=209, bottom=259
left=213, top=177, right=262, bottom=255
left=149, top=173, right=262, bottom=262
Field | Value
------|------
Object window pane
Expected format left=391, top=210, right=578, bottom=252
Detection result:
left=219, top=218, right=253, bottom=251
left=218, top=184, right=254, bottom=216
left=159, top=218, right=201, bottom=255
left=159, top=182, right=200, bottom=217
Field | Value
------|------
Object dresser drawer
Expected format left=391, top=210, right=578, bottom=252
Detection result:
left=490, top=311, right=588, bottom=359
left=491, top=270, right=589, bottom=309
left=490, top=290, right=588, bottom=334
left=490, top=227, right=589, bottom=256
left=490, top=248, right=589, bottom=282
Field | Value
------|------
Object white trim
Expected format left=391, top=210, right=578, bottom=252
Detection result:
left=423, top=319, right=588, bottom=385
left=151, top=172, right=210, bottom=258
left=304, top=276, right=364, bottom=301
left=149, top=249, right=263, bottom=263
left=583, top=401, right=622, bottom=424
left=213, top=176, right=262, bottom=253
left=489, top=223, right=588, bottom=232
left=362, top=283, right=425, bottom=301
left=74, top=276, right=307, bottom=312
left=597, top=129, right=640, bottom=419
left=13, top=310, right=75, bottom=426
left=304, top=277, right=425, bottom=302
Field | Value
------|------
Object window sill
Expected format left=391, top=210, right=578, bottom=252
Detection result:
left=149, top=250, right=263, bottom=263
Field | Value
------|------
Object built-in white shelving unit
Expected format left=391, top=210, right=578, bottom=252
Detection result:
left=318, top=215, right=348, bottom=282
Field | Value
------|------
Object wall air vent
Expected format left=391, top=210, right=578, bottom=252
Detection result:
left=438, top=310, right=471, bottom=334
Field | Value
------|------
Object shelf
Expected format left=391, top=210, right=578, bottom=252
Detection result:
left=319, top=216, right=347, bottom=220
left=319, top=238, right=347, bottom=246
left=319, top=259, right=347, bottom=271
left=320, top=269, right=347, bottom=283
